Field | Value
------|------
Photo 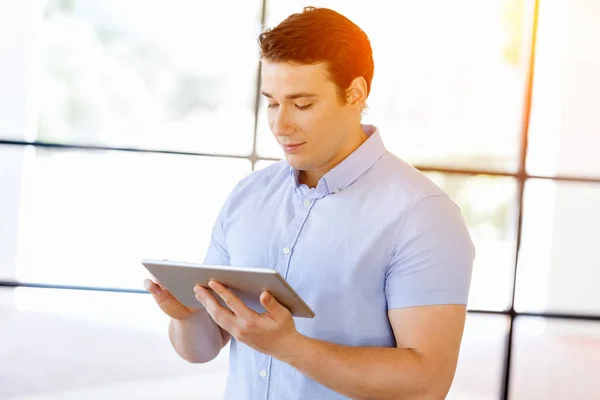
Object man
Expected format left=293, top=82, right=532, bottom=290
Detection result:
left=144, top=6, right=474, bottom=400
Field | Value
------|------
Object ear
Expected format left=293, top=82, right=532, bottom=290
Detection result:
left=345, top=76, right=368, bottom=113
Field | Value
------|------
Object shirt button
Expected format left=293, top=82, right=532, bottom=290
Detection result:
left=259, top=369, right=268, bottom=378
left=282, top=247, right=290, bottom=255
left=333, top=188, right=340, bottom=194
left=303, top=199, right=311, bottom=208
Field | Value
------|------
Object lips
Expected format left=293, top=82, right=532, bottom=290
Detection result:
left=282, top=142, right=305, bottom=153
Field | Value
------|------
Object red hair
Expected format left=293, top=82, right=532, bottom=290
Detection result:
left=258, top=6, right=374, bottom=102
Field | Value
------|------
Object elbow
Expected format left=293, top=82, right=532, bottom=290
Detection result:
left=392, top=385, right=449, bottom=400
left=168, top=331, right=221, bottom=364
left=171, top=337, right=222, bottom=364
left=177, top=348, right=219, bottom=364
left=410, top=373, right=455, bottom=400
left=390, top=365, right=455, bottom=400
left=170, top=337, right=222, bottom=364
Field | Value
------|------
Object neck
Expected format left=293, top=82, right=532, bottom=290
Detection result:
left=299, top=125, right=368, bottom=188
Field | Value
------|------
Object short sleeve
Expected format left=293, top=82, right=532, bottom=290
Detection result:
left=385, top=195, right=475, bottom=310
left=202, top=175, right=250, bottom=266
left=203, top=201, right=231, bottom=266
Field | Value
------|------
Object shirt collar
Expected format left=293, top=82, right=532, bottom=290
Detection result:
left=289, top=124, right=386, bottom=196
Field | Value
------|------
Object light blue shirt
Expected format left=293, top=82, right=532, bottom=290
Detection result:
left=203, top=124, right=474, bottom=400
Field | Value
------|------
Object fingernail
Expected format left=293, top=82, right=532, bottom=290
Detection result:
left=143, top=280, right=151, bottom=291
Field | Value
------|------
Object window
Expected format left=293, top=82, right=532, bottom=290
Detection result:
left=258, top=0, right=530, bottom=172
left=0, top=145, right=251, bottom=288
left=33, top=0, right=262, bottom=155
left=516, top=180, right=600, bottom=315
left=510, top=318, right=600, bottom=399
left=2, top=0, right=599, bottom=399
left=527, top=0, right=600, bottom=178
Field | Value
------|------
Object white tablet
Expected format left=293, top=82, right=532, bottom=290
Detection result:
left=141, top=259, right=315, bottom=318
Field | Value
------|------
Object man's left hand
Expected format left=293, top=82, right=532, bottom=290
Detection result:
left=194, top=281, right=300, bottom=359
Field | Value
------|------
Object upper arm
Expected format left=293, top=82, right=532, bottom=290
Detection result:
left=203, top=175, right=252, bottom=266
left=203, top=202, right=231, bottom=266
left=388, top=305, right=467, bottom=396
left=384, top=195, right=474, bottom=396
left=385, top=194, right=474, bottom=310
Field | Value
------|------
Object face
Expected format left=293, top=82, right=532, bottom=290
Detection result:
left=260, top=60, right=364, bottom=174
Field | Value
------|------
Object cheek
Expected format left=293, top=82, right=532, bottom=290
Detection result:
left=304, top=109, right=342, bottom=141
left=300, top=107, right=336, bottom=132
left=266, top=109, right=275, bottom=129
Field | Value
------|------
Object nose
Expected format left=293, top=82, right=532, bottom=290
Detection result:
left=270, top=108, right=295, bottom=137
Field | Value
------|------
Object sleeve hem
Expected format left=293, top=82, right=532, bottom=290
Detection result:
left=386, top=290, right=469, bottom=309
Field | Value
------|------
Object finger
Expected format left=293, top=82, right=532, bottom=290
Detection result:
left=208, top=281, right=258, bottom=319
left=195, top=284, right=236, bottom=330
left=144, top=279, right=172, bottom=303
left=260, top=291, right=291, bottom=320
left=149, top=275, right=165, bottom=290
left=144, top=279, right=162, bottom=295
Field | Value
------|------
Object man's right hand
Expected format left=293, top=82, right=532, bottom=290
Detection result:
left=144, top=278, right=201, bottom=320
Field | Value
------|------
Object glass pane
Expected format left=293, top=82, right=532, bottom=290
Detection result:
left=258, top=0, right=530, bottom=172
left=253, top=159, right=279, bottom=171
left=0, top=145, right=27, bottom=279
left=510, top=317, right=600, bottom=399
left=0, top=286, right=228, bottom=399
left=37, top=0, right=261, bottom=155
left=0, top=2, right=40, bottom=141
left=527, top=0, right=600, bottom=178
left=447, top=314, right=508, bottom=400
left=426, top=173, right=518, bottom=311
left=0, top=144, right=251, bottom=288
left=515, top=180, right=600, bottom=314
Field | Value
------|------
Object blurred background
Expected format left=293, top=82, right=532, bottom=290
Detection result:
left=0, top=0, right=598, bottom=399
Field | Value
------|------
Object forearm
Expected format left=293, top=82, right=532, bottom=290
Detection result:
left=168, top=310, right=229, bottom=363
left=280, top=335, right=444, bottom=400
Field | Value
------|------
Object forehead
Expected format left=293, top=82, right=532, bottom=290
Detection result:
left=260, top=61, right=332, bottom=94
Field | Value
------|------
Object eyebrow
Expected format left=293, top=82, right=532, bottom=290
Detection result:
left=261, top=91, right=319, bottom=100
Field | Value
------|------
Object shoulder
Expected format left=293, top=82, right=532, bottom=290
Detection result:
left=224, top=160, right=290, bottom=205
left=365, top=152, right=472, bottom=247
left=364, top=151, right=450, bottom=211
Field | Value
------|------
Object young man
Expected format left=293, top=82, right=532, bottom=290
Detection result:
left=145, top=7, right=474, bottom=400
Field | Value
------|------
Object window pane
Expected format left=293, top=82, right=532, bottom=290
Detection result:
left=515, top=180, right=600, bottom=314
left=510, top=317, right=600, bottom=399
left=0, top=1, right=40, bottom=141
left=447, top=314, right=508, bottom=400
left=426, top=173, right=518, bottom=311
left=258, top=0, right=530, bottom=172
left=0, top=145, right=26, bottom=278
left=0, top=144, right=251, bottom=288
left=0, top=287, right=228, bottom=399
left=527, top=0, right=600, bottom=178
left=253, top=159, right=278, bottom=171
left=0, top=295, right=509, bottom=400
left=37, top=0, right=261, bottom=155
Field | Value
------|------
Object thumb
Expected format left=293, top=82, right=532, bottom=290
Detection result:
left=144, top=279, right=170, bottom=303
left=261, top=291, right=288, bottom=318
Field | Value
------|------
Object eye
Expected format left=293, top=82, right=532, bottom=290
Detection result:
left=267, top=103, right=279, bottom=109
left=295, top=104, right=313, bottom=110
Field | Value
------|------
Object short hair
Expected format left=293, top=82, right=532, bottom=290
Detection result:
left=258, top=6, right=374, bottom=103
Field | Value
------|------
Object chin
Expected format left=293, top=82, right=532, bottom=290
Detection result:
left=284, top=154, right=310, bottom=171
